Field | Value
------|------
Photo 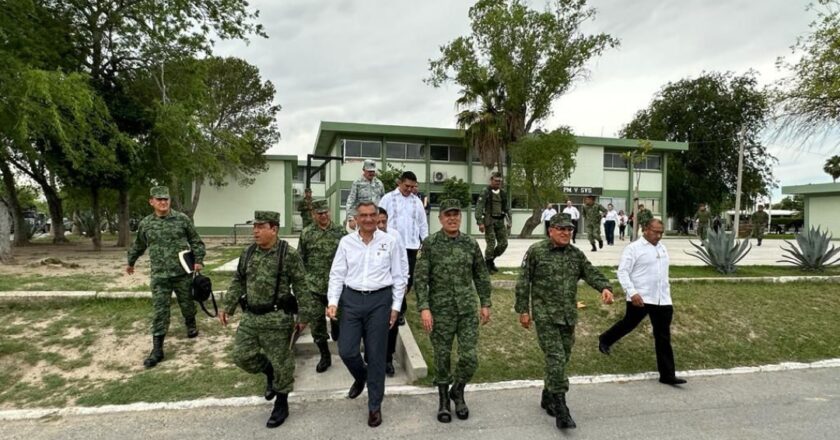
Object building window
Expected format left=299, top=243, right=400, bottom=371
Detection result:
left=340, top=189, right=350, bottom=205
left=431, top=144, right=467, bottom=162
left=294, top=166, right=323, bottom=182
left=603, top=152, right=628, bottom=169
left=344, top=140, right=381, bottom=158
left=637, top=154, right=661, bottom=170
left=386, top=142, right=425, bottom=160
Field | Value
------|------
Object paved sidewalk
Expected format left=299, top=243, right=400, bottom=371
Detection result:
left=6, top=366, right=840, bottom=440
left=217, top=236, right=796, bottom=272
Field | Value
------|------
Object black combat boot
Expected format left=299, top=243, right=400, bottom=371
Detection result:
left=263, top=363, right=276, bottom=400
left=437, top=384, right=452, bottom=423
left=598, top=239, right=604, bottom=249
left=591, top=243, right=597, bottom=252
left=266, top=392, right=289, bottom=428
left=757, top=238, right=762, bottom=246
left=185, top=317, right=198, bottom=338
left=485, top=259, right=495, bottom=274
left=315, top=340, right=332, bottom=373
left=540, top=388, right=556, bottom=416
left=449, top=382, right=469, bottom=420
left=554, top=393, right=576, bottom=429
left=143, top=335, right=165, bottom=368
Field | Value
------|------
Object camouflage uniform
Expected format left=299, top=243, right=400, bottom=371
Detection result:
left=475, top=185, right=509, bottom=262
left=223, top=219, right=314, bottom=394
left=695, top=208, right=711, bottom=241
left=298, top=205, right=346, bottom=345
left=751, top=209, right=769, bottom=244
left=581, top=202, right=607, bottom=248
left=346, top=160, right=384, bottom=218
left=297, top=196, right=314, bottom=229
left=127, top=189, right=205, bottom=338
left=415, top=229, right=492, bottom=386
left=515, top=216, right=611, bottom=397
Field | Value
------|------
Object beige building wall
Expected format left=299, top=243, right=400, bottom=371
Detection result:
left=807, top=195, right=840, bottom=236
left=194, top=161, right=286, bottom=228
left=566, top=146, right=604, bottom=187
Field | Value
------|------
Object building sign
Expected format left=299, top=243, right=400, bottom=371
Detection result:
left=563, top=186, right=603, bottom=196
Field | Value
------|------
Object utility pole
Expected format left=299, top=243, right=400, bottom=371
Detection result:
left=732, top=127, right=746, bottom=238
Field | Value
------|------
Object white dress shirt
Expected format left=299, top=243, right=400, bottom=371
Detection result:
left=540, top=208, right=557, bottom=222
left=328, top=229, right=408, bottom=311
left=604, top=209, right=619, bottom=222
left=617, top=237, right=672, bottom=306
left=378, top=188, right=429, bottom=250
left=562, top=206, right=580, bottom=220
left=385, top=228, right=409, bottom=280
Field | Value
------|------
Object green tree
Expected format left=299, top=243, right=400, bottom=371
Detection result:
left=824, top=155, right=840, bottom=182
left=440, top=177, right=472, bottom=209
left=623, top=140, right=653, bottom=240
left=378, top=164, right=404, bottom=194
left=426, top=0, right=617, bottom=178
left=775, top=0, right=840, bottom=146
left=622, top=71, right=775, bottom=221
left=508, top=128, right=578, bottom=236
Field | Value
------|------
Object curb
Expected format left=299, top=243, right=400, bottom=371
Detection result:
left=2, top=358, right=838, bottom=421
left=488, top=275, right=840, bottom=290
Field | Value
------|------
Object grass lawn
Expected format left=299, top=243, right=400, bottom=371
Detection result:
left=405, top=282, right=840, bottom=386
left=492, top=265, right=840, bottom=281
left=2, top=281, right=839, bottom=408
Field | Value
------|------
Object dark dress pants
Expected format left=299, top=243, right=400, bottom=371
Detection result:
left=338, top=286, right=392, bottom=411
left=571, top=219, right=579, bottom=242
left=604, top=220, right=616, bottom=244
left=544, top=220, right=551, bottom=236
left=600, top=301, right=676, bottom=380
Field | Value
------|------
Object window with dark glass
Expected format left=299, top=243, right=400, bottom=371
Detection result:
left=340, top=189, right=350, bottom=205
left=430, top=145, right=449, bottom=161
left=406, top=143, right=424, bottom=160
left=344, top=140, right=381, bottom=158
left=603, top=152, right=628, bottom=169
left=449, top=147, right=467, bottom=162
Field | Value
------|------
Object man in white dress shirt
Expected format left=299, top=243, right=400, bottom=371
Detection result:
left=540, top=203, right=557, bottom=236
left=327, top=201, right=409, bottom=427
left=376, top=206, right=409, bottom=376
left=562, top=200, right=580, bottom=243
left=597, top=219, right=686, bottom=385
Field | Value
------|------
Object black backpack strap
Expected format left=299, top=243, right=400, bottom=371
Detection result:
left=237, top=243, right=258, bottom=296
left=199, top=291, right=218, bottom=317
left=271, top=240, right=289, bottom=307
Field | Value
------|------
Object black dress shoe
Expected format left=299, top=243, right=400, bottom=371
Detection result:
left=598, top=340, right=611, bottom=355
left=385, top=361, right=395, bottom=377
left=348, top=378, right=366, bottom=399
left=368, top=409, right=382, bottom=427
left=659, top=377, right=687, bottom=385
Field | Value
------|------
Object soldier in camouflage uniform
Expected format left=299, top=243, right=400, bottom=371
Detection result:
left=346, top=159, right=385, bottom=220
left=126, top=186, right=206, bottom=369
left=297, top=187, right=314, bottom=230
left=581, top=195, right=606, bottom=252
left=218, top=210, right=315, bottom=429
left=750, top=204, right=770, bottom=246
left=515, top=213, right=614, bottom=430
left=636, top=203, right=654, bottom=240
left=694, top=203, right=711, bottom=243
left=415, top=199, right=492, bottom=424
left=475, top=172, right=509, bottom=273
left=298, top=200, right=346, bottom=373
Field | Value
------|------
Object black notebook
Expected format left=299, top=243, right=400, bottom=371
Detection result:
left=178, top=250, right=196, bottom=274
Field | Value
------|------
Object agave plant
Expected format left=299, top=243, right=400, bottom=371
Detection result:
left=778, top=226, right=840, bottom=271
left=685, top=229, right=752, bottom=274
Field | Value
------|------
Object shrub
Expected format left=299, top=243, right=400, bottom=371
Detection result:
left=778, top=226, right=840, bottom=271
left=686, top=229, right=751, bottom=274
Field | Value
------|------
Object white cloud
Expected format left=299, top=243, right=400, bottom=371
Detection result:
left=214, top=0, right=834, bottom=198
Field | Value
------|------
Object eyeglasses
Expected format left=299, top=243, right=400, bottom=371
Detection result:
left=552, top=226, right=574, bottom=232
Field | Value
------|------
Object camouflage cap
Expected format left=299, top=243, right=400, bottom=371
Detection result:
left=549, top=213, right=575, bottom=229
left=439, top=199, right=462, bottom=213
left=363, top=159, right=377, bottom=171
left=312, top=199, right=329, bottom=213
left=150, top=186, right=170, bottom=199
left=252, top=210, right=280, bottom=224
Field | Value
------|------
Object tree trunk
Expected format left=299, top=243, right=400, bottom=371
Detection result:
left=0, top=160, right=29, bottom=246
left=42, top=183, right=69, bottom=243
left=116, top=187, right=130, bottom=247
left=518, top=207, right=542, bottom=238
left=91, top=187, right=102, bottom=251
left=183, top=176, right=203, bottom=221
left=0, top=199, right=13, bottom=263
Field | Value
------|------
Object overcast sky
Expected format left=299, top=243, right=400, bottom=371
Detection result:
left=215, top=0, right=833, bottom=200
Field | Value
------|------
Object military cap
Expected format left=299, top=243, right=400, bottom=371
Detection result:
left=252, top=210, right=280, bottom=224
left=312, top=200, right=329, bottom=213
left=549, top=213, right=575, bottom=229
left=150, top=186, right=170, bottom=199
left=363, top=159, right=377, bottom=171
left=440, top=199, right=462, bottom=213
